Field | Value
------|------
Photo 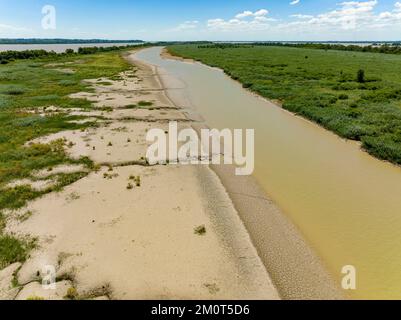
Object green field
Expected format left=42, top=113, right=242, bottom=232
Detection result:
left=0, top=49, right=132, bottom=269
left=168, top=44, right=401, bottom=166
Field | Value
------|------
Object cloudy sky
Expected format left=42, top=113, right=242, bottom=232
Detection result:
left=1, top=0, right=401, bottom=41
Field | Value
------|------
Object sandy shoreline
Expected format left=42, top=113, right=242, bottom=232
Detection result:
left=0, top=49, right=279, bottom=300
left=154, top=47, right=345, bottom=300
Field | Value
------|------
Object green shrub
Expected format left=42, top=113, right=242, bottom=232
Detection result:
left=357, top=69, right=365, bottom=83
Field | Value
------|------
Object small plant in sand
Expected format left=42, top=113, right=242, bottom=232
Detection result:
left=127, top=138, right=131, bottom=143
left=129, top=175, right=141, bottom=187
left=204, top=283, right=220, bottom=295
left=194, top=225, right=206, bottom=236
left=67, top=141, right=75, bottom=148
left=66, top=192, right=80, bottom=202
left=111, top=126, right=128, bottom=133
left=135, top=176, right=141, bottom=187
left=98, top=106, right=113, bottom=112
left=128, top=175, right=142, bottom=187
left=64, top=287, right=79, bottom=300
left=124, top=104, right=137, bottom=109
left=26, top=296, right=44, bottom=301
left=103, top=173, right=119, bottom=180
left=138, top=101, right=153, bottom=107
left=126, top=183, right=134, bottom=190
left=18, top=210, right=33, bottom=222
left=107, top=141, right=113, bottom=147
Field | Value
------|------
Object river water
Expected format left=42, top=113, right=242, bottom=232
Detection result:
left=135, top=47, right=401, bottom=299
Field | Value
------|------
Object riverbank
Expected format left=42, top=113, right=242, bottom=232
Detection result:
left=139, top=47, right=344, bottom=300
left=0, top=48, right=278, bottom=300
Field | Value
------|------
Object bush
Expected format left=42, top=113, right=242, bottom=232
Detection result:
left=357, top=69, right=365, bottom=83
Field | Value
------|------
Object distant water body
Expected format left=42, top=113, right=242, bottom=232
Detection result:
left=0, top=43, right=140, bottom=53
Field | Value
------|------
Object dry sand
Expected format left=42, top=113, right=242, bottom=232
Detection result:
left=0, top=49, right=279, bottom=300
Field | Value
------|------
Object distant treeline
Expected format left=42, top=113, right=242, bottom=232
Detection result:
left=0, top=38, right=144, bottom=45
left=154, top=41, right=213, bottom=46
left=198, top=42, right=401, bottom=55
left=198, top=44, right=252, bottom=49
left=253, top=42, right=401, bottom=55
left=0, top=44, right=147, bottom=65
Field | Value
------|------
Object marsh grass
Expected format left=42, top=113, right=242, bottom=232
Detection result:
left=0, top=235, right=34, bottom=269
left=168, top=45, right=401, bottom=165
left=0, top=49, right=133, bottom=270
left=123, top=104, right=137, bottom=109
left=138, top=101, right=153, bottom=107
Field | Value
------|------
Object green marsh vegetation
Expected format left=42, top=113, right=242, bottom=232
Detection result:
left=251, top=42, right=401, bottom=55
left=0, top=47, right=134, bottom=268
left=168, top=44, right=401, bottom=165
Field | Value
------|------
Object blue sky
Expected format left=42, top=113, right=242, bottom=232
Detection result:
left=1, top=0, right=401, bottom=40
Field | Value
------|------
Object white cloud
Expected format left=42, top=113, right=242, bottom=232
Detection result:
left=168, top=20, right=199, bottom=32
left=280, top=0, right=382, bottom=32
left=290, top=0, right=300, bottom=5
left=291, top=14, right=313, bottom=19
left=235, top=11, right=254, bottom=19
left=254, top=9, right=269, bottom=17
left=166, top=1, right=401, bottom=40
left=235, top=9, right=269, bottom=19
left=0, top=23, right=28, bottom=32
left=208, top=9, right=275, bottom=31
